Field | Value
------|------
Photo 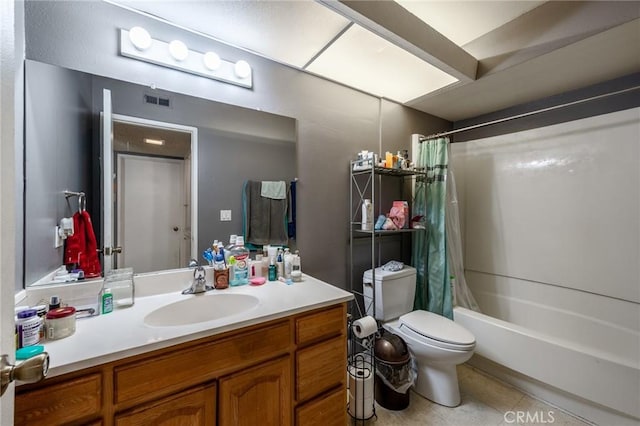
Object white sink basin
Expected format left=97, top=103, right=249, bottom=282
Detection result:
left=144, top=293, right=259, bottom=327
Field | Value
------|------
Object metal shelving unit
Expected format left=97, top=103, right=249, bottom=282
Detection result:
left=347, top=161, right=426, bottom=424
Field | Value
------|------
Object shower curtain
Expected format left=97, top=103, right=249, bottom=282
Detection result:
left=412, top=136, right=480, bottom=318
left=412, top=137, right=452, bottom=319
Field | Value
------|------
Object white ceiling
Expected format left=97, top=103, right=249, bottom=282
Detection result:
left=110, top=0, right=640, bottom=121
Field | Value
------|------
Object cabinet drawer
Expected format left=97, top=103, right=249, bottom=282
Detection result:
left=296, top=387, right=346, bottom=426
left=115, top=383, right=216, bottom=425
left=296, top=335, right=346, bottom=402
left=296, top=304, right=345, bottom=346
left=115, top=321, right=290, bottom=405
left=15, top=373, right=102, bottom=425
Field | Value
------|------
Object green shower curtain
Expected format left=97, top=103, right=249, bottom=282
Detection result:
left=412, top=137, right=452, bottom=319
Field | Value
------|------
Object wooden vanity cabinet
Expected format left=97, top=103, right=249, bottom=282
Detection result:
left=15, top=302, right=347, bottom=426
left=294, top=304, right=347, bottom=425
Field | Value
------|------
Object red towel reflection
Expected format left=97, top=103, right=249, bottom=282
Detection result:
left=64, top=210, right=102, bottom=278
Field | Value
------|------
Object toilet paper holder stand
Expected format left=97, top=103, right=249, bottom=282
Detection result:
left=347, top=312, right=378, bottom=423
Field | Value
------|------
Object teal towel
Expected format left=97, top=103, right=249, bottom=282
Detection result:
left=261, top=181, right=286, bottom=199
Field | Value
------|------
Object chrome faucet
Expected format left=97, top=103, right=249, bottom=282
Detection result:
left=182, top=263, right=213, bottom=295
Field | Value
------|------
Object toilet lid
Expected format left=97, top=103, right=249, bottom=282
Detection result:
left=399, top=310, right=475, bottom=346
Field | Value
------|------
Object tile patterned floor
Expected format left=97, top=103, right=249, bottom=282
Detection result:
left=348, top=364, right=591, bottom=426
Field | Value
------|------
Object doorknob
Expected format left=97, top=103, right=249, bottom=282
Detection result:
left=173, top=226, right=179, bottom=232
left=103, top=246, right=123, bottom=255
left=0, top=353, right=49, bottom=397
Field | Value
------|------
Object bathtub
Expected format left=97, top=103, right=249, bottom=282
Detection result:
left=452, top=274, right=640, bottom=425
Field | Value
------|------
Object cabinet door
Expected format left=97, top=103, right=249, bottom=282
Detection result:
left=115, top=383, right=215, bottom=426
left=219, top=356, right=291, bottom=426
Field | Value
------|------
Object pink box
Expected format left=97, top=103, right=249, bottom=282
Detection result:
left=392, top=201, right=409, bottom=229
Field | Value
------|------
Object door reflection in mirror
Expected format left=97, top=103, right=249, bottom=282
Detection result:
left=113, top=120, right=194, bottom=273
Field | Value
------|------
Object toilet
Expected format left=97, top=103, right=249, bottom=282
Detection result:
left=363, top=266, right=475, bottom=407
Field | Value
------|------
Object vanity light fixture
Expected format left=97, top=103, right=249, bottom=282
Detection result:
left=128, top=26, right=152, bottom=51
left=119, top=28, right=253, bottom=89
left=144, top=138, right=165, bottom=146
left=234, top=60, right=251, bottom=79
left=168, top=40, right=189, bottom=61
left=203, top=52, right=221, bottom=71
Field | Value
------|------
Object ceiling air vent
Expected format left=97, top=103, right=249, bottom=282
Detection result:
left=143, top=94, right=171, bottom=108
left=144, top=94, right=158, bottom=105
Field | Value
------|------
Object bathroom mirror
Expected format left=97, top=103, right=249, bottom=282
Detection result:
left=24, top=60, right=297, bottom=286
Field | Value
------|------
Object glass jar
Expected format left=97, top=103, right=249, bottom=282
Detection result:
left=105, top=267, right=134, bottom=308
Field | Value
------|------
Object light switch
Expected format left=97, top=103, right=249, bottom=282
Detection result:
left=220, top=210, right=232, bottom=221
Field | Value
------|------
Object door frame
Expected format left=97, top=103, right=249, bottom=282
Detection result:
left=1, top=0, right=20, bottom=420
left=110, top=114, right=198, bottom=269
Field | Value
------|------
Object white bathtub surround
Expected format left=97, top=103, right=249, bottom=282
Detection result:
left=451, top=107, right=640, bottom=425
left=22, top=269, right=352, bottom=378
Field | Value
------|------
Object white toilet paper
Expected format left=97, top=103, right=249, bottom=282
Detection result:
left=348, top=365, right=374, bottom=419
left=352, top=315, right=377, bottom=338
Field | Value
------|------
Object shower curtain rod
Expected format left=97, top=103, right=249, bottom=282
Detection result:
left=421, top=85, right=640, bottom=140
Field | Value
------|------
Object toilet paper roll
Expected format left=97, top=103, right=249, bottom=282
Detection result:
left=348, top=365, right=374, bottom=419
left=352, top=315, right=377, bottom=338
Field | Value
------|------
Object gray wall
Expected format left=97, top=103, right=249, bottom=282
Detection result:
left=24, top=1, right=451, bottom=289
left=24, top=61, right=92, bottom=285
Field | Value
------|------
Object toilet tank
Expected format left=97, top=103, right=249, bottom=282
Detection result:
left=363, top=266, right=417, bottom=321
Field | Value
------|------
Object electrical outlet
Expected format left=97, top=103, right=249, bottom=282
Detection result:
left=220, top=210, right=232, bottom=221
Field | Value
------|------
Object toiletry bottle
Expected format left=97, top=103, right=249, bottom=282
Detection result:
left=101, top=288, right=113, bottom=314
left=361, top=199, right=373, bottom=231
left=276, top=248, right=284, bottom=278
left=253, top=254, right=263, bottom=278
left=283, top=248, right=292, bottom=279
left=225, top=234, right=237, bottom=264
left=268, top=257, right=277, bottom=281
left=16, top=309, right=41, bottom=348
left=230, top=236, right=249, bottom=286
left=292, top=253, right=301, bottom=273
left=260, top=252, right=269, bottom=277
left=49, top=296, right=61, bottom=310
left=213, top=253, right=229, bottom=289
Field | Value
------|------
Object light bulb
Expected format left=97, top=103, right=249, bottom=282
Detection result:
left=168, top=40, right=189, bottom=61
left=234, top=60, right=251, bottom=79
left=129, top=26, right=152, bottom=51
left=203, top=51, right=221, bottom=71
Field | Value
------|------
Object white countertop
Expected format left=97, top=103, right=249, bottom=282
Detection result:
left=32, top=271, right=352, bottom=378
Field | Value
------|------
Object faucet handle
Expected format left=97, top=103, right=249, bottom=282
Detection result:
left=193, top=265, right=206, bottom=281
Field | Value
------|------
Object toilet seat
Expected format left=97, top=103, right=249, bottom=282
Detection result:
left=398, top=310, right=475, bottom=351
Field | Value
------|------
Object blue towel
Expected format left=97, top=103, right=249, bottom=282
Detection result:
left=261, top=181, right=286, bottom=199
